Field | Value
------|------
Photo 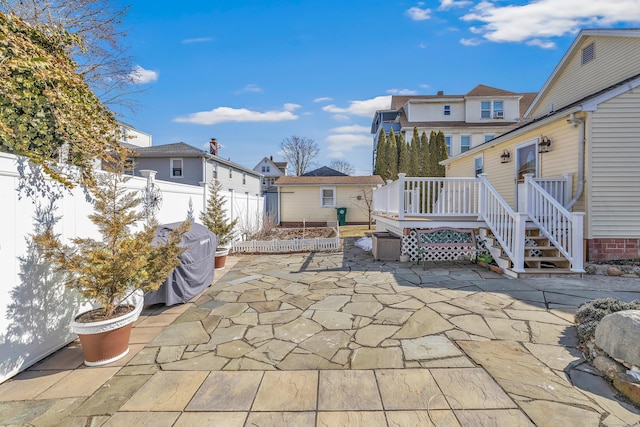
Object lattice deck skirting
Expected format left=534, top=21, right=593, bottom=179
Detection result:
left=232, top=237, right=340, bottom=253
left=402, top=229, right=484, bottom=262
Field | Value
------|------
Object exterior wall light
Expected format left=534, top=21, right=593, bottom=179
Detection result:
left=539, top=136, right=552, bottom=153
left=500, top=150, right=511, bottom=163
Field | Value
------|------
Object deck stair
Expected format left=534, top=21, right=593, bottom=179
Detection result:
left=478, top=226, right=582, bottom=278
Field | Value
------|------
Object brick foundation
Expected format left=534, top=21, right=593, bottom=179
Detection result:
left=587, top=238, right=640, bottom=262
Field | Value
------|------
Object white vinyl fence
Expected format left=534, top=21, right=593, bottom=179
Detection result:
left=0, top=153, right=262, bottom=383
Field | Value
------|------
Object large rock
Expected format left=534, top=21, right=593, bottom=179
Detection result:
left=595, top=310, right=640, bottom=367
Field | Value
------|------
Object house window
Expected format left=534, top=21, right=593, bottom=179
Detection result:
left=262, top=165, right=270, bottom=173
left=229, top=168, right=232, bottom=179
left=445, top=135, right=452, bottom=156
left=320, top=187, right=336, bottom=207
left=474, top=155, right=483, bottom=177
left=484, top=135, right=495, bottom=143
left=213, top=164, right=218, bottom=179
left=171, top=158, right=183, bottom=178
left=481, top=101, right=491, bottom=119
left=481, top=101, right=503, bottom=119
left=461, top=135, right=471, bottom=153
left=242, top=173, right=246, bottom=185
left=443, top=105, right=451, bottom=116
left=582, top=43, right=595, bottom=65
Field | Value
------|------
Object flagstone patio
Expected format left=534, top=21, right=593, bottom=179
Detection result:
left=1, top=238, right=639, bottom=426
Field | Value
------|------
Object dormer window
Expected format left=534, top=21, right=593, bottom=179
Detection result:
left=481, top=101, right=504, bottom=119
left=444, top=105, right=451, bottom=116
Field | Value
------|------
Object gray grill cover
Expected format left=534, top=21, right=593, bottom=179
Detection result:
left=144, top=222, right=217, bottom=306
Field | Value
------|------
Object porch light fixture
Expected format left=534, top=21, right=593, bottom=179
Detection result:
left=500, top=150, right=511, bottom=163
left=539, top=135, right=552, bottom=153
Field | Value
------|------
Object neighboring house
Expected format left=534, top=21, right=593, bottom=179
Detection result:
left=119, top=121, right=152, bottom=148
left=130, top=141, right=262, bottom=195
left=253, top=156, right=288, bottom=195
left=274, top=175, right=384, bottom=226
left=302, top=166, right=347, bottom=177
left=371, top=86, right=537, bottom=167
left=442, top=28, right=640, bottom=263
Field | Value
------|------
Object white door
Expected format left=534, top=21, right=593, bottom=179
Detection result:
left=516, top=141, right=538, bottom=211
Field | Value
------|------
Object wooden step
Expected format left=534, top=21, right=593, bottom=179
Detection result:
left=524, top=256, right=567, bottom=262
left=525, top=245, right=556, bottom=251
left=504, top=268, right=582, bottom=278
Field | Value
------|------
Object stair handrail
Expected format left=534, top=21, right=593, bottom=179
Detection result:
left=524, top=174, right=584, bottom=272
left=478, top=174, right=526, bottom=272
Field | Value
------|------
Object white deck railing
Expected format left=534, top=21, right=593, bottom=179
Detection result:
left=524, top=174, right=584, bottom=272
left=372, top=173, right=584, bottom=273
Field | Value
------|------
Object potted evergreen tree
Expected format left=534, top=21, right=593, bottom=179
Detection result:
left=200, top=179, right=237, bottom=270
left=35, top=161, right=190, bottom=365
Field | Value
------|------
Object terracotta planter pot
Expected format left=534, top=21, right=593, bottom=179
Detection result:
left=71, top=289, right=144, bottom=366
left=215, top=247, right=230, bottom=270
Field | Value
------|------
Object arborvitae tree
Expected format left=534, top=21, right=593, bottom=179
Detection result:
left=397, top=132, right=410, bottom=175
left=387, top=129, right=398, bottom=180
left=433, top=131, right=449, bottom=177
left=373, top=129, right=388, bottom=180
left=201, top=179, right=239, bottom=248
left=409, top=127, right=420, bottom=176
left=419, top=131, right=431, bottom=176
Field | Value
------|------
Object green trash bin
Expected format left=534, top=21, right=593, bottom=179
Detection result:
left=336, top=207, right=347, bottom=226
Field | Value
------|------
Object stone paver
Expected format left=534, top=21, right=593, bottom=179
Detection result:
left=3, top=246, right=640, bottom=426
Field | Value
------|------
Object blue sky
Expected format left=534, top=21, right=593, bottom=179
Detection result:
left=118, top=0, right=640, bottom=175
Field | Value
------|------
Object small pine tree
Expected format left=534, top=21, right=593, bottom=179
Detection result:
left=397, top=132, right=410, bottom=175
left=409, top=127, right=420, bottom=176
left=387, top=129, right=398, bottom=180
left=420, top=131, right=432, bottom=176
left=201, top=179, right=238, bottom=248
left=34, top=161, right=190, bottom=319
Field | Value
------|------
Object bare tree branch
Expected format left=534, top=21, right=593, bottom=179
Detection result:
left=280, top=135, right=320, bottom=176
left=329, top=159, right=355, bottom=175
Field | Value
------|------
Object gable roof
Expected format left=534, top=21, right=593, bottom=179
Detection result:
left=131, top=142, right=262, bottom=177
left=302, top=166, right=348, bottom=177
left=465, top=84, right=518, bottom=97
left=275, top=175, right=384, bottom=186
left=524, top=28, right=640, bottom=118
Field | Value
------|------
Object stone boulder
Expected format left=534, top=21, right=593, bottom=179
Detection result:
left=595, top=310, right=640, bottom=367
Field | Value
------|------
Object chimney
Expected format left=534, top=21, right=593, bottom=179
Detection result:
left=437, top=90, right=444, bottom=96
left=270, top=155, right=273, bottom=161
left=209, top=138, right=219, bottom=156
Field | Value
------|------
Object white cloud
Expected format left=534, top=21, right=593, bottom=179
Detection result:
left=386, top=88, right=418, bottom=95
left=418, top=42, right=428, bottom=49
left=181, top=37, right=213, bottom=44
left=330, top=125, right=370, bottom=133
left=322, top=96, right=392, bottom=118
left=419, top=83, right=431, bottom=89
left=527, top=39, right=556, bottom=49
left=174, top=105, right=298, bottom=125
left=439, top=0, right=471, bottom=10
left=236, top=84, right=263, bottom=94
left=462, top=0, right=640, bottom=45
left=129, top=65, right=158, bottom=84
left=332, top=114, right=351, bottom=122
left=313, top=97, right=333, bottom=103
left=283, top=103, right=302, bottom=111
left=326, top=134, right=372, bottom=157
left=405, top=6, right=432, bottom=21
left=460, top=37, right=482, bottom=46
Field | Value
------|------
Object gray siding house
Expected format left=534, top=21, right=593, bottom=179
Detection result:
left=130, top=142, right=262, bottom=195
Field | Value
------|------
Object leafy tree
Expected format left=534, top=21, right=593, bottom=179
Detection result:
left=330, top=159, right=355, bottom=175
left=0, top=0, right=136, bottom=109
left=200, top=179, right=238, bottom=248
left=387, top=129, right=398, bottom=180
left=433, top=131, right=449, bottom=177
left=280, top=135, right=319, bottom=176
left=397, top=132, right=410, bottom=175
left=373, top=129, right=388, bottom=180
left=409, top=127, right=420, bottom=176
left=34, top=159, right=190, bottom=319
left=0, top=12, right=130, bottom=189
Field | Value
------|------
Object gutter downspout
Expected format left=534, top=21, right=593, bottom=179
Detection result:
left=566, top=113, right=584, bottom=210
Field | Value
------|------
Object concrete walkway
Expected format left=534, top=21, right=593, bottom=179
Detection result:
left=1, top=238, right=640, bottom=426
